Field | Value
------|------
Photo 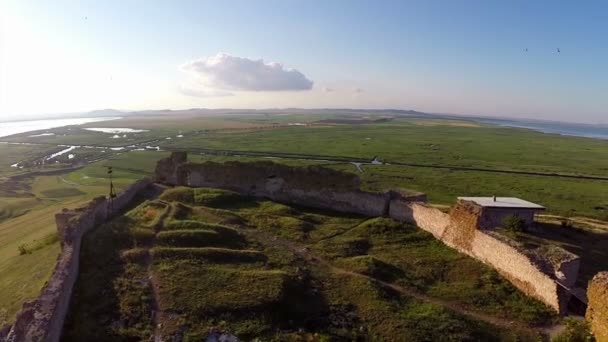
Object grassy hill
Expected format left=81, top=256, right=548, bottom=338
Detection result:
left=63, top=187, right=556, bottom=341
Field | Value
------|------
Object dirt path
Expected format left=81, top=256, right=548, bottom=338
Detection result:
left=59, top=176, right=79, bottom=186
left=538, top=214, right=608, bottom=232
left=241, top=227, right=562, bottom=339
left=138, top=200, right=171, bottom=342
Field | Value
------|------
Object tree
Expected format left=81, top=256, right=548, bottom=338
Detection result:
left=502, top=215, right=526, bottom=233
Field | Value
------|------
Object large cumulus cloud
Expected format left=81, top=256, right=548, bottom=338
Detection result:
left=180, top=53, right=313, bottom=97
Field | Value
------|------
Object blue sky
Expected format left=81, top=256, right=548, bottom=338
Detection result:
left=1, top=0, right=607, bottom=123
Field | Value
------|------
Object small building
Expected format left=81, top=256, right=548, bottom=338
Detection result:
left=457, top=196, right=545, bottom=229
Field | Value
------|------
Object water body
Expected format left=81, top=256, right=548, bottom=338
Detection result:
left=478, top=118, right=608, bottom=140
left=0, top=117, right=120, bottom=138
left=84, top=127, right=148, bottom=133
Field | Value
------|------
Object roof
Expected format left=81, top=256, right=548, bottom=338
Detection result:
left=457, top=197, right=545, bottom=209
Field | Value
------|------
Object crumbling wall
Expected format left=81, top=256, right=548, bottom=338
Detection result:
left=587, top=272, right=608, bottom=342
left=389, top=198, right=578, bottom=314
left=155, top=151, right=187, bottom=185
left=154, top=152, right=580, bottom=314
left=183, top=160, right=360, bottom=192
left=183, top=160, right=388, bottom=216
left=468, top=231, right=565, bottom=312
left=442, top=201, right=481, bottom=251
left=389, top=200, right=449, bottom=239
left=1, top=178, right=152, bottom=342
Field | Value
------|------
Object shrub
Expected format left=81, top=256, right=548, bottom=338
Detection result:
left=131, top=228, right=155, bottom=246
left=193, top=188, right=243, bottom=207
left=157, top=229, right=220, bottom=247
left=552, top=318, right=595, bottom=342
left=502, top=215, right=526, bottom=232
left=151, top=247, right=266, bottom=263
left=159, top=187, right=195, bottom=203
left=120, top=248, right=150, bottom=263
left=165, top=219, right=227, bottom=231
left=18, top=244, right=30, bottom=255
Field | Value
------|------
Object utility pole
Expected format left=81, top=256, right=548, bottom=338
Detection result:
left=107, top=166, right=116, bottom=217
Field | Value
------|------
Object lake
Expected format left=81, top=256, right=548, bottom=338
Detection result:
left=0, top=117, right=120, bottom=138
left=478, top=118, right=608, bottom=140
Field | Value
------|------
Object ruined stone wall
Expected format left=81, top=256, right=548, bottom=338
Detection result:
left=442, top=201, right=481, bottom=251
left=154, top=151, right=187, bottom=185
left=468, top=231, right=565, bottom=312
left=1, top=178, right=152, bottom=342
left=389, top=200, right=449, bottom=239
left=183, top=160, right=388, bottom=216
left=587, top=272, right=608, bottom=342
left=153, top=152, right=581, bottom=314
left=389, top=198, right=579, bottom=314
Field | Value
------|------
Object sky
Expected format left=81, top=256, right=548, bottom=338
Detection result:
left=1, top=0, right=607, bottom=123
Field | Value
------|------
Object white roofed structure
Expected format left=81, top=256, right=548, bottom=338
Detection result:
left=457, top=197, right=545, bottom=210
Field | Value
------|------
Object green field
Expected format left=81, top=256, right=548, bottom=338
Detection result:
left=0, top=143, right=65, bottom=177
left=0, top=152, right=165, bottom=324
left=1, top=112, right=607, bottom=328
left=62, top=187, right=555, bottom=341
left=160, top=117, right=608, bottom=219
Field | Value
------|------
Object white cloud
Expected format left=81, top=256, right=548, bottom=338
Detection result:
left=180, top=53, right=313, bottom=97
left=178, top=84, right=233, bottom=98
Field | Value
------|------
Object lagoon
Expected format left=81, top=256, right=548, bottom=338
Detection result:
left=0, top=117, right=119, bottom=138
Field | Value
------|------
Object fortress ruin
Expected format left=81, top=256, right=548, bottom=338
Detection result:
left=155, top=152, right=581, bottom=314
left=2, top=152, right=606, bottom=341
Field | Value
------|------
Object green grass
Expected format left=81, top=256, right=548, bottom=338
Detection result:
left=2, top=114, right=605, bottom=336
left=164, top=118, right=608, bottom=176
left=312, top=217, right=556, bottom=325
left=0, top=152, right=167, bottom=324
left=161, top=117, right=608, bottom=219
left=156, top=229, right=243, bottom=248
left=65, top=193, right=555, bottom=341
left=346, top=164, right=608, bottom=219
left=151, top=247, right=267, bottom=263
left=0, top=143, right=62, bottom=176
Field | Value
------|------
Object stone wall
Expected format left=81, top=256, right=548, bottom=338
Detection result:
left=1, top=178, right=152, bottom=342
left=154, top=151, right=187, bottom=185
left=468, top=232, right=567, bottom=313
left=154, top=152, right=581, bottom=314
left=389, top=198, right=580, bottom=314
left=389, top=200, right=449, bottom=239
left=183, top=160, right=389, bottom=217
left=587, top=272, right=608, bottom=342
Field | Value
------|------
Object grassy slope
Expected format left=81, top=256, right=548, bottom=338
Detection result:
left=0, top=151, right=167, bottom=324
left=64, top=189, right=553, bottom=341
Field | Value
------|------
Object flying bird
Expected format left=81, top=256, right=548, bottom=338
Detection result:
left=557, top=48, right=561, bottom=53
